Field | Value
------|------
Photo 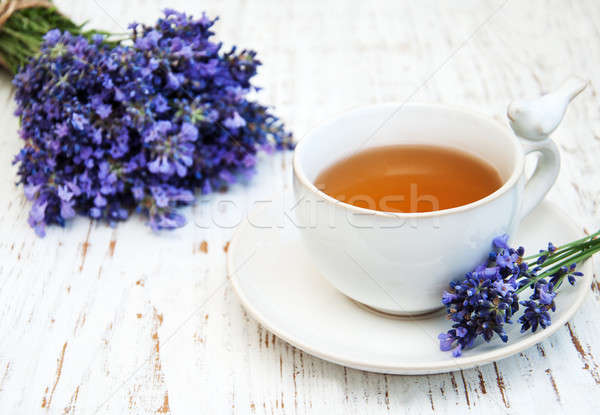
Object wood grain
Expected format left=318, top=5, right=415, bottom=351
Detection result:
left=1, top=0, right=600, bottom=413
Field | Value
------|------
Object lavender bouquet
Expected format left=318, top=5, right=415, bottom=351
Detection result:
left=439, top=232, right=600, bottom=357
left=1, top=5, right=292, bottom=236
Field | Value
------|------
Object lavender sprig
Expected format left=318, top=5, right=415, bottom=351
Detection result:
left=12, top=10, right=292, bottom=236
left=439, top=231, right=600, bottom=357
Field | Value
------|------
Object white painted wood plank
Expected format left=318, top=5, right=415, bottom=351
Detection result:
left=0, top=0, right=599, bottom=413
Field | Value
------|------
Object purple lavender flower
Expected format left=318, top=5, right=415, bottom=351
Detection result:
left=223, top=112, right=247, bottom=129
left=439, top=232, right=593, bottom=357
left=28, top=200, right=48, bottom=237
left=518, top=300, right=552, bottom=333
left=96, top=104, right=112, bottom=119
left=12, top=10, right=293, bottom=236
left=439, top=237, right=527, bottom=356
left=493, top=233, right=510, bottom=250
left=535, top=283, right=556, bottom=305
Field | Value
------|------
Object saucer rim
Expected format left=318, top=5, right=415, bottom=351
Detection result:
left=227, top=201, right=593, bottom=374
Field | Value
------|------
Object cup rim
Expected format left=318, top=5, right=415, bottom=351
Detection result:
left=292, top=102, right=525, bottom=218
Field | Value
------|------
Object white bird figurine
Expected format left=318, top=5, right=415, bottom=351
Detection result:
left=507, top=76, right=588, bottom=141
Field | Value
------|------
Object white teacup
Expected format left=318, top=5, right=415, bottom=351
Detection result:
left=293, top=82, right=584, bottom=315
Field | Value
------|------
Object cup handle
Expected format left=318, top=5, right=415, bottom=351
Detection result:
left=518, top=139, right=560, bottom=219
left=507, top=76, right=587, bottom=219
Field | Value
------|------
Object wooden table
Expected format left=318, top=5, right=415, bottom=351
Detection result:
left=1, top=0, right=600, bottom=413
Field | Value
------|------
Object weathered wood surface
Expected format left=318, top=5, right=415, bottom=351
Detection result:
left=1, top=0, right=600, bottom=413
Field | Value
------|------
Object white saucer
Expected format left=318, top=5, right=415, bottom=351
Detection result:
left=228, top=199, right=592, bottom=375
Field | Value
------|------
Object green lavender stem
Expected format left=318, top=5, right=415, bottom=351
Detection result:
left=521, top=230, right=600, bottom=261
left=525, top=239, right=600, bottom=270
left=515, top=231, right=600, bottom=294
left=0, top=6, right=117, bottom=74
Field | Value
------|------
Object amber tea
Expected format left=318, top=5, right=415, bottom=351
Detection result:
left=314, top=145, right=503, bottom=213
